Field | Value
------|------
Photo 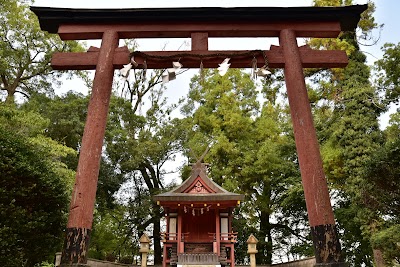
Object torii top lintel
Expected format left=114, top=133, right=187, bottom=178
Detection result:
left=32, top=5, right=366, bottom=39
left=30, top=5, right=366, bottom=70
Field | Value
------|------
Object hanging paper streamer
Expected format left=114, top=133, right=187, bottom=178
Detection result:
left=126, top=50, right=272, bottom=84
left=256, top=51, right=271, bottom=78
left=162, top=61, right=183, bottom=84
left=182, top=205, right=212, bottom=216
left=217, top=58, right=230, bottom=76
left=120, top=63, right=132, bottom=81
left=256, top=66, right=272, bottom=78
left=130, top=56, right=139, bottom=67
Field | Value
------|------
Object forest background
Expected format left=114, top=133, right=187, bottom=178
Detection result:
left=0, top=0, right=399, bottom=266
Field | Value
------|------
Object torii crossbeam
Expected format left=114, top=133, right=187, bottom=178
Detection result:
left=31, top=5, right=367, bottom=267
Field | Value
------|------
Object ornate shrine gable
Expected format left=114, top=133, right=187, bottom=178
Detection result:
left=153, top=161, right=244, bottom=204
left=183, top=176, right=216, bottom=194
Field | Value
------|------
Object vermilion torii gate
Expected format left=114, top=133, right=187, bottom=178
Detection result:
left=31, top=5, right=366, bottom=267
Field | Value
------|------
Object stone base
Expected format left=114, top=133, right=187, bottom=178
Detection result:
left=314, top=263, right=348, bottom=267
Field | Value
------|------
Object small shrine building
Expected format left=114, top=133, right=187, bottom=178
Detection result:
left=154, top=161, right=244, bottom=267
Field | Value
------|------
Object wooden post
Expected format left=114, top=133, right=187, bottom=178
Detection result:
left=216, top=209, right=220, bottom=256
left=177, top=211, right=183, bottom=253
left=279, top=29, right=347, bottom=266
left=230, top=244, right=235, bottom=267
left=60, top=30, right=119, bottom=266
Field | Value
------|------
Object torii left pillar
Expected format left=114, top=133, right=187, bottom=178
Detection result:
left=60, top=30, right=118, bottom=266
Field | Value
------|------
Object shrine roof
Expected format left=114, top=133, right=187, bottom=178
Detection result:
left=31, top=5, right=367, bottom=34
left=153, top=162, right=244, bottom=203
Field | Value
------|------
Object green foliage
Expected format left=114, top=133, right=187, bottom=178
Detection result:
left=308, top=0, right=381, bottom=86
left=23, top=92, right=89, bottom=150
left=370, top=225, right=400, bottom=265
left=363, top=119, right=400, bottom=265
left=36, top=262, right=55, bottom=267
left=104, top=91, right=185, bottom=263
left=305, top=2, right=391, bottom=264
left=316, top=57, right=382, bottom=266
left=181, top=69, right=308, bottom=263
left=0, top=0, right=84, bottom=104
left=375, top=42, right=400, bottom=104
left=89, top=207, right=139, bottom=263
left=0, top=104, right=75, bottom=266
left=313, top=0, right=380, bottom=41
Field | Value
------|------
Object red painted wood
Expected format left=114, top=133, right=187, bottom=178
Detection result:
left=66, top=30, right=119, bottom=229
left=230, top=243, right=235, bottom=267
left=280, top=29, right=335, bottom=227
left=183, top=176, right=216, bottom=194
left=216, top=210, right=220, bottom=256
left=182, top=212, right=215, bottom=242
left=162, top=245, right=167, bottom=267
left=51, top=47, right=130, bottom=70
left=178, top=212, right=183, bottom=253
left=57, top=21, right=341, bottom=40
left=51, top=48, right=348, bottom=70
left=159, top=201, right=238, bottom=209
left=191, top=32, right=208, bottom=51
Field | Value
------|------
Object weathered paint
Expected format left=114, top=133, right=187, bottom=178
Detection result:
left=57, top=21, right=342, bottom=40
left=280, top=28, right=335, bottom=227
left=51, top=47, right=348, bottom=70
left=60, top=227, right=91, bottom=266
left=62, top=30, right=119, bottom=266
left=310, top=224, right=346, bottom=266
left=191, top=32, right=208, bottom=51
left=279, top=29, right=346, bottom=265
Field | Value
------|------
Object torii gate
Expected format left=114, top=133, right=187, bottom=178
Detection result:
left=31, top=5, right=366, bottom=267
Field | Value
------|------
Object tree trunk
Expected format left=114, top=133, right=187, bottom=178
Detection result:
left=257, top=209, right=272, bottom=264
left=373, top=249, right=386, bottom=267
left=153, top=203, right=162, bottom=264
left=5, top=89, right=15, bottom=105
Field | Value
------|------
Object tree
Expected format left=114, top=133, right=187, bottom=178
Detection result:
left=103, top=91, right=184, bottom=264
left=20, top=63, right=185, bottom=263
left=375, top=42, right=400, bottom=105
left=366, top=113, right=400, bottom=265
left=180, top=69, right=309, bottom=263
left=309, top=1, right=387, bottom=265
left=0, top=104, right=76, bottom=266
left=0, top=0, right=83, bottom=104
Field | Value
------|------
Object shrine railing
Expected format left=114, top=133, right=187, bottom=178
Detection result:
left=208, top=232, right=238, bottom=243
left=161, top=232, right=190, bottom=242
left=161, top=232, right=237, bottom=244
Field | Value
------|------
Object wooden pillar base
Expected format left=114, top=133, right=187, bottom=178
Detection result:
left=311, top=224, right=346, bottom=265
left=61, top=227, right=91, bottom=265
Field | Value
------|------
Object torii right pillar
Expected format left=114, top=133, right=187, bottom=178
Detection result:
left=280, top=29, right=346, bottom=266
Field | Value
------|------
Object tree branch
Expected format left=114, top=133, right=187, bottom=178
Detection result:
left=15, top=89, right=30, bottom=99
left=270, top=223, right=308, bottom=242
